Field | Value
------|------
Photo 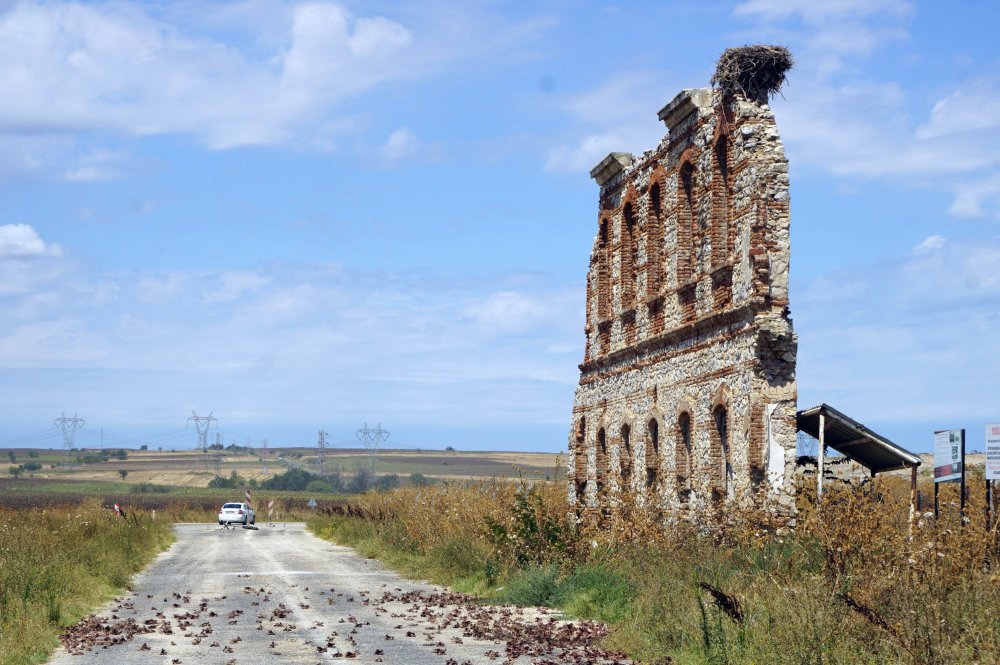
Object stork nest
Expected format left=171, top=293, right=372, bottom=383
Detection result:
left=711, top=45, right=793, bottom=101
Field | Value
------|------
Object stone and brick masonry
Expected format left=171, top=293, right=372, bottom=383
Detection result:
left=567, top=84, right=798, bottom=517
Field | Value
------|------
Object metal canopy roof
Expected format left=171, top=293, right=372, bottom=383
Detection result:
left=796, top=403, right=922, bottom=474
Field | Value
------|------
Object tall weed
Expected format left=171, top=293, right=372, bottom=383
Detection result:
left=308, top=475, right=1000, bottom=665
left=0, top=499, right=174, bottom=665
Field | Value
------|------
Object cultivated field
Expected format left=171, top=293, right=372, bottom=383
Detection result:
left=1, top=447, right=564, bottom=488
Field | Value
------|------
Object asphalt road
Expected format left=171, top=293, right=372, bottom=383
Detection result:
left=49, top=523, right=628, bottom=665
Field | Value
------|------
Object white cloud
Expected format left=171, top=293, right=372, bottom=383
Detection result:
left=911, top=234, right=945, bottom=256
left=543, top=72, right=672, bottom=174
left=0, top=257, right=583, bottom=427
left=948, top=174, right=1000, bottom=219
left=731, top=1, right=1000, bottom=220
left=463, top=291, right=550, bottom=334
left=0, top=2, right=417, bottom=149
left=916, top=84, right=1000, bottom=140
left=378, top=128, right=442, bottom=166
left=0, top=1, right=554, bottom=164
left=204, top=271, right=271, bottom=304
left=545, top=132, right=630, bottom=174
left=0, top=224, right=62, bottom=258
left=797, top=237, right=1000, bottom=425
left=735, top=0, right=912, bottom=23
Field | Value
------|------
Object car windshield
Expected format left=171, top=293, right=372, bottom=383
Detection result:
left=222, top=504, right=242, bottom=509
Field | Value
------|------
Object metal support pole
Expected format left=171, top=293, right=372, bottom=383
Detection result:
left=817, top=412, right=825, bottom=504
left=911, top=464, right=918, bottom=513
left=960, top=429, right=966, bottom=523
left=987, top=478, right=992, bottom=531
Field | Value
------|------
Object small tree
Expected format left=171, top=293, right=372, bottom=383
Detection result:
left=7, top=451, right=15, bottom=463
left=118, top=469, right=128, bottom=481
left=9, top=465, right=21, bottom=478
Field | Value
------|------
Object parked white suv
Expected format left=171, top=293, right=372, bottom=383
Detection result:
left=218, top=502, right=255, bottom=526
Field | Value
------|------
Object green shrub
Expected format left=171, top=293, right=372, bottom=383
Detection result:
left=495, top=564, right=561, bottom=607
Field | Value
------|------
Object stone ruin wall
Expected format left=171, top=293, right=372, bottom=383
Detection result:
left=568, top=87, right=798, bottom=517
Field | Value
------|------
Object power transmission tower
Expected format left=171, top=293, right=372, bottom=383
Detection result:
left=317, top=430, right=328, bottom=473
left=187, top=411, right=217, bottom=452
left=187, top=411, right=217, bottom=473
left=261, top=439, right=269, bottom=475
left=215, top=432, right=222, bottom=449
left=54, top=412, right=85, bottom=464
left=356, top=422, right=389, bottom=478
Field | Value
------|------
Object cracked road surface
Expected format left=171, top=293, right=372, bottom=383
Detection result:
left=50, top=523, right=629, bottom=665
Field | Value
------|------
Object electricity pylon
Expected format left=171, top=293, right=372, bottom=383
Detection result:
left=355, top=422, right=389, bottom=477
left=187, top=411, right=217, bottom=473
left=187, top=411, right=217, bottom=453
left=54, top=412, right=85, bottom=464
left=317, top=430, right=328, bottom=473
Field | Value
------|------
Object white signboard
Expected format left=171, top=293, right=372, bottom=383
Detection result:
left=987, top=424, right=1000, bottom=481
left=934, top=429, right=963, bottom=483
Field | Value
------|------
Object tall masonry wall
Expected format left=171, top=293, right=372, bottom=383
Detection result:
left=568, top=87, right=798, bottom=517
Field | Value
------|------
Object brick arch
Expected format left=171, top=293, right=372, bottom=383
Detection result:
left=710, top=120, right=731, bottom=270
left=573, top=414, right=588, bottom=495
left=620, top=187, right=639, bottom=313
left=643, top=406, right=666, bottom=491
left=646, top=165, right=667, bottom=298
left=596, top=215, right=611, bottom=322
left=676, top=149, right=699, bottom=284
left=673, top=396, right=696, bottom=503
left=618, top=419, right=634, bottom=493
left=708, top=390, right=733, bottom=501
left=594, top=409, right=611, bottom=495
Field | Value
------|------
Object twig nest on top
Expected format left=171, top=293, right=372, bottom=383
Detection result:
left=712, top=45, right=794, bottom=102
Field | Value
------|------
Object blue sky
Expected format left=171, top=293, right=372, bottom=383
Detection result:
left=1, top=0, right=997, bottom=454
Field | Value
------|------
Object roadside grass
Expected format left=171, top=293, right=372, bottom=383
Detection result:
left=307, top=476, right=1000, bottom=664
left=0, top=499, right=175, bottom=665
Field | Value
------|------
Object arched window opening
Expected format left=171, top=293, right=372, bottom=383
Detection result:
left=597, top=219, right=610, bottom=321
left=646, top=418, right=659, bottom=489
left=596, top=428, right=607, bottom=494
left=622, top=204, right=637, bottom=310
left=620, top=424, right=632, bottom=489
left=647, top=183, right=663, bottom=295
left=712, top=405, right=732, bottom=501
left=712, top=137, right=730, bottom=267
left=676, top=412, right=692, bottom=502
left=678, top=163, right=696, bottom=282
left=575, top=417, right=587, bottom=481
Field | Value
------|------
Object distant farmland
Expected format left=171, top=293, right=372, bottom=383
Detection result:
left=1, top=446, right=566, bottom=488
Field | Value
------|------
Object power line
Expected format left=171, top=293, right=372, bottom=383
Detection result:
left=0, top=429, right=61, bottom=447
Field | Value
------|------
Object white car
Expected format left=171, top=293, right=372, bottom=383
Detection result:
left=218, top=502, right=255, bottom=526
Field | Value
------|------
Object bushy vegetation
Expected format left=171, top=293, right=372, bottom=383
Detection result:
left=0, top=499, right=174, bottom=665
left=207, top=470, right=248, bottom=489
left=261, top=467, right=400, bottom=494
left=307, top=476, right=999, bottom=664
